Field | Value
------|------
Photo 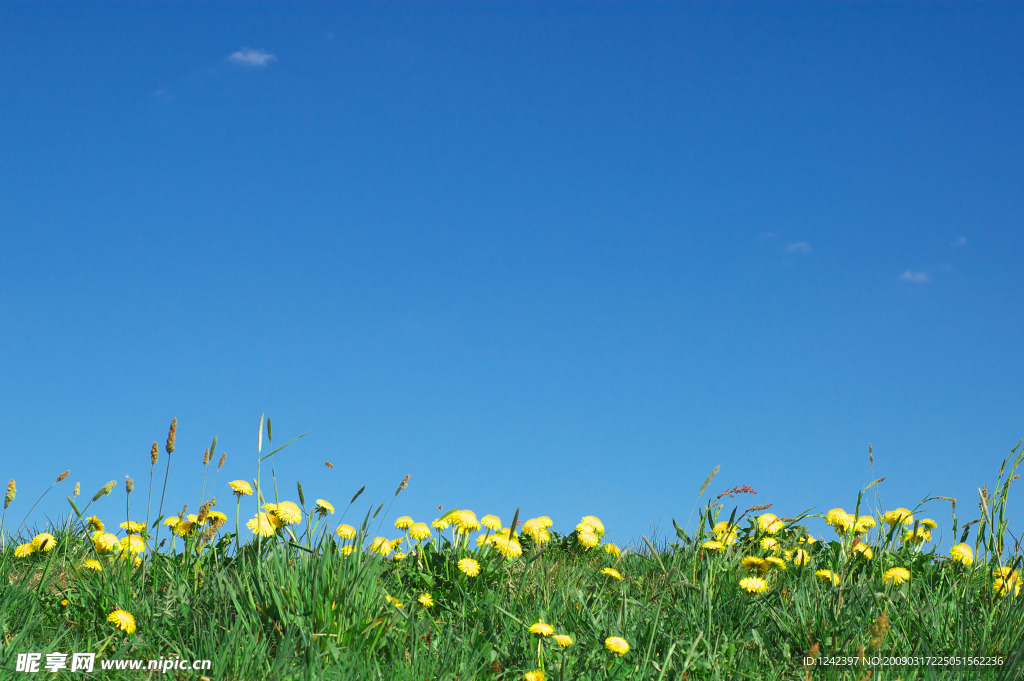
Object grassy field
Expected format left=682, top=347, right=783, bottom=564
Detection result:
left=1, top=419, right=1021, bottom=680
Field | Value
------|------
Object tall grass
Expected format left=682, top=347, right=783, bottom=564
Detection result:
left=0, top=420, right=1020, bottom=680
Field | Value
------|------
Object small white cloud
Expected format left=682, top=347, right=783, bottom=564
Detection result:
left=951, top=236, right=967, bottom=247
left=228, top=48, right=277, bottom=67
left=786, top=242, right=811, bottom=253
left=899, top=270, right=931, bottom=283
left=759, top=232, right=778, bottom=240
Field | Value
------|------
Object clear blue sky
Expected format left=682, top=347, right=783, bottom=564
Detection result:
left=2, top=3, right=1022, bottom=550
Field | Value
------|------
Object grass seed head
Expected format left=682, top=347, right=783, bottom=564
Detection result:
left=56, top=470, right=70, bottom=483
left=73, top=482, right=80, bottom=497
left=203, top=448, right=211, bottom=466
left=151, top=442, right=158, bottom=465
left=395, top=474, right=410, bottom=496
left=218, top=452, right=226, bottom=469
left=4, top=479, right=15, bottom=509
left=166, top=417, right=177, bottom=454
left=92, top=480, right=116, bottom=502
left=125, top=476, right=134, bottom=493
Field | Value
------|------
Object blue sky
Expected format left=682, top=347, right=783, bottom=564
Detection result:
left=1, top=3, right=1022, bottom=551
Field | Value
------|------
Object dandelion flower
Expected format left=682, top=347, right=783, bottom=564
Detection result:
left=764, top=556, right=787, bottom=571
left=385, top=594, right=404, bottom=609
left=174, top=520, right=197, bottom=537
left=552, top=634, right=573, bottom=648
left=418, top=593, right=434, bottom=607
left=757, top=513, right=785, bottom=534
left=491, top=535, right=523, bottom=559
left=854, top=516, right=876, bottom=534
left=786, top=548, right=811, bottom=566
left=993, top=576, right=1022, bottom=598
left=451, top=510, right=480, bottom=534
left=107, top=609, right=136, bottom=635
left=409, top=522, right=432, bottom=540
left=120, top=521, right=146, bottom=534
left=993, top=566, right=1018, bottom=581
left=950, top=543, right=973, bottom=566
left=32, top=533, right=56, bottom=552
left=604, top=636, right=630, bottom=655
left=883, top=567, right=910, bottom=586
left=825, top=509, right=854, bottom=534
left=601, top=567, right=622, bottom=581
left=919, top=518, right=938, bottom=529
left=529, top=619, right=554, bottom=637
left=247, top=512, right=278, bottom=538
left=883, top=508, right=913, bottom=526
left=86, top=516, right=104, bottom=531
left=901, top=527, right=931, bottom=545
left=481, top=514, right=501, bottom=530
left=369, top=537, right=393, bottom=555
left=851, top=543, right=874, bottom=560
left=340, top=545, right=356, bottom=556
left=119, top=535, right=146, bottom=555
left=394, top=516, right=414, bottom=530
left=525, top=670, right=546, bottom=681
left=739, top=577, right=769, bottom=594
left=228, top=480, right=253, bottom=496
left=458, top=558, right=481, bottom=577
left=701, top=540, right=725, bottom=552
left=576, top=529, right=600, bottom=549
left=273, top=501, right=302, bottom=525
left=315, top=499, right=334, bottom=515
left=431, top=516, right=451, bottom=530
left=760, top=537, right=780, bottom=552
left=336, top=524, right=356, bottom=539
left=580, top=515, right=605, bottom=536
left=163, top=516, right=180, bottom=527
left=740, top=556, right=766, bottom=573
left=815, top=569, right=840, bottom=586
left=604, top=543, right=622, bottom=557
left=14, top=543, right=35, bottom=558
left=81, top=559, right=102, bottom=572
left=206, top=511, right=228, bottom=528
left=93, top=532, right=120, bottom=554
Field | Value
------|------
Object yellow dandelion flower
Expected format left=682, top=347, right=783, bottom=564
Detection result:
left=119, top=535, right=147, bottom=555
left=883, top=508, right=914, bottom=526
left=393, top=552, right=406, bottom=560
left=604, top=636, right=629, bottom=655
left=815, top=569, right=840, bottom=586
left=760, top=537, right=780, bottom=552
left=580, top=515, right=605, bottom=536
left=228, top=480, right=253, bottom=496
left=552, top=634, right=573, bottom=648
left=525, top=670, right=546, bottom=681
left=315, top=499, right=334, bottom=515
left=409, top=522, right=432, bottom=540
left=825, top=509, right=854, bottom=533
left=764, top=556, right=787, bottom=571
left=418, top=593, right=434, bottom=607
left=273, top=501, right=302, bottom=525
left=481, top=514, right=502, bottom=530
left=851, top=543, right=874, bottom=560
left=451, top=510, right=480, bottom=534
left=529, top=619, right=554, bottom=637
left=394, top=516, right=414, bottom=530
left=86, top=516, right=104, bottom=531
left=950, top=543, right=973, bottom=566
left=340, top=545, right=355, bottom=556
left=81, top=559, right=103, bottom=572
left=491, top=535, right=523, bottom=559
left=120, top=521, right=146, bottom=534
left=163, top=516, right=180, bottom=527
left=901, top=527, right=931, bottom=544
left=458, top=558, right=481, bottom=577
left=14, top=543, right=35, bottom=558
left=431, top=516, right=451, bottom=530
left=786, top=548, right=811, bottom=566
left=701, top=540, right=725, bottom=552
left=93, top=532, right=120, bottom=554
left=854, top=516, right=876, bottom=534
left=740, top=556, right=766, bottom=573
left=107, top=609, right=136, bottom=634
left=247, top=512, right=278, bottom=538
left=993, top=576, right=1022, bottom=598
left=173, top=520, right=197, bottom=537
left=369, top=537, right=393, bottom=555
left=739, top=576, right=769, bottom=593
left=883, top=567, right=910, bottom=586
left=32, top=533, right=56, bottom=552
left=919, top=518, right=938, bottom=529
left=576, top=529, right=600, bottom=549
left=601, top=567, right=622, bottom=581
left=207, top=511, right=228, bottom=527
left=604, top=543, right=622, bottom=557
left=993, top=566, right=1018, bottom=581
left=385, top=594, right=404, bottom=609
left=336, top=524, right=356, bottom=539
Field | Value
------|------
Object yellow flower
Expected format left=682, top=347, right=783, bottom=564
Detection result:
left=601, top=567, right=622, bottom=581
left=760, top=537, right=780, bottom=552
left=919, top=518, right=938, bottom=529
left=431, top=516, right=451, bottom=530
left=93, top=532, right=120, bottom=554
left=552, top=634, right=573, bottom=648
left=247, top=512, right=278, bottom=538
left=120, top=521, right=146, bottom=534
left=825, top=509, right=854, bottom=533
left=14, top=543, right=35, bottom=558
left=206, top=511, right=228, bottom=527
left=701, top=540, right=725, bottom=552
left=525, top=670, right=546, bottom=681
left=993, top=576, right=1022, bottom=598
left=740, top=556, right=766, bottom=573
left=273, top=501, right=302, bottom=525
left=853, top=516, right=876, bottom=534
left=315, top=499, right=334, bottom=515
left=81, top=559, right=103, bottom=572
left=163, top=516, right=180, bottom=527
left=393, top=552, right=406, bottom=561
left=86, top=516, right=104, bottom=531
left=529, top=619, right=554, bottom=637
left=481, top=514, right=502, bottom=530
left=458, top=558, right=481, bottom=577
left=32, top=533, right=56, bottom=552
left=603, top=543, right=622, bottom=557
left=107, top=609, right=136, bottom=634
left=757, top=513, right=785, bottom=534
left=522, top=518, right=549, bottom=540
left=491, top=535, right=523, bottom=559
left=950, top=543, right=973, bottom=566
left=993, top=566, right=1019, bottom=581
left=764, top=556, right=787, bottom=571
left=173, top=520, right=197, bottom=537
left=786, top=548, right=811, bottom=566
left=901, top=527, right=931, bottom=545
left=576, top=529, right=600, bottom=549
left=340, top=545, right=355, bottom=556
left=369, top=537, right=393, bottom=555
left=604, top=636, right=629, bottom=655
left=739, top=576, right=769, bottom=594
left=385, top=595, right=404, bottom=609
left=228, top=480, right=253, bottom=496
left=451, top=510, right=480, bottom=534
left=579, top=515, right=605, bottom=536
left=851, top=543, right=874, bottom=560
left=394, top=516, right=414, bottom=530
left=883, top=567, right=910, bottom=586
left=815, top=569, right=840, bottom=586
left=119, top=535, right=147, bottom=555
left=336, top=524, right=356, bottom=539
left=417, top=593, right=434, bottom=607
left=409, top=522, right=432, bottom=540
left=883, top=508, right=913, bottom=526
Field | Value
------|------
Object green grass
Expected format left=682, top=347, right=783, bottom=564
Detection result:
left=1, top=420, right=1021, bottom=680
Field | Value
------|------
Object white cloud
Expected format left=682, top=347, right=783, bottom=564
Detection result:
left=786, top=242, right=811, bottom=253
left=228, top=48, right=277, bottom=67
left=951, top=236, right=967, bottom=247
left=899, top=270, right=931, bottom=283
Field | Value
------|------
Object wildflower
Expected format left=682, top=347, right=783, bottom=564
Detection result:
left=853, top=516, right=876, bottom=534
left=394, top=516, right=414, bottom=530
left=340, top=545, right=355, bottom=556
left=314, top=499, right=334, bottom=515
left=883, top=508, right=914, bottom=526
left=757, top=513, right=785, bottom=534
left=883, top=567, right=910, bottom=586
left=760, top=537, right=780, bottom=552
left=740, top=556, right=766, bottom=573
left=228, top=480, right=253, bottom=496
left=481, top=514, right=502, bottom=531
left=993, top=566, right=1019, bottom=581
left=393, top=552, right=406, bottom=560
left=491, top=535, right=523, bottom=559
left=851, top=543, right=874, bottom=560
left=950, top=543, right=973, bottom=566
left=163, top=516, right=180, bottom=527
left=206, top=511, right=228, bottom=528
left=120, top=521, right=146, bottom=534
left=174, top=520, right=197, bottom=537
left=993, top=576, right=1022, bottom=598
left=120, top=535, right=146, bottom=555
left=786, top=548, right=811, bottom=566
left=701, top=540, right=725, bottom=552
left=336, top=524, right=356, bottom=540
left=417, top=593, right=434, bottom=608
left=272, top=501, right=302, bottom=525
left=32, top=533, right=57, bottom=552
left=385, top=595, right=403, bottom=609
left=552, top=634, right=573, bottom=648
left=458, top=558, right=481, bottom=577
left=107, top=609, right=136, bottom=635
left=81, top=559, right=102, bottom=572
left=576, top=529, right=600, bottom=549
left=14, top=543, right=35, bottom=558
left=579, top=515, right=605, bottom=536
left=919, top=518, right=938, bottom=529
left=86, top=516, right=104, bottom=531
left=93, top=532, right=120, bottom=554
left=247, top=513, right=278, bottom=538
left=409, top=522, right=432, bottom=540
left=601, top=567, right=623, bottom=581
left=524, top=670, right=546, bottom=681
left=901, top=527, right=931, bottom=545
left=713, top=521, right=738, bottom=544
left=522, top=517, right=550, bottom=540
left=604, top=636, right=630, bottom=655
left=764, top=556, right=787, bottom=571
left=432, top=516, right=451, bottom=530
left=451, top=510, right=481, bottom=534
left=825, top=508, right=854, bottom=533
left=815, top=569, right=840, bottom=586
left=369, top=537, right=393, bottom=555
left=528, top=528, right=553, bottom=544
left=529, top=619, right=554, bottom=637
left=739, top=577, right=769, bottom=594
left=604, top=543, right=622, bottom=557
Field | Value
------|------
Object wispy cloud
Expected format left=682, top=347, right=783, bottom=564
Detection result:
left=951, top=236, right=967, bottom=248
left=228, top=48, right=277, bottom=67
left=786, top=242, right=811, bottom=253
left=899, top=270, right=931, bottom=283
